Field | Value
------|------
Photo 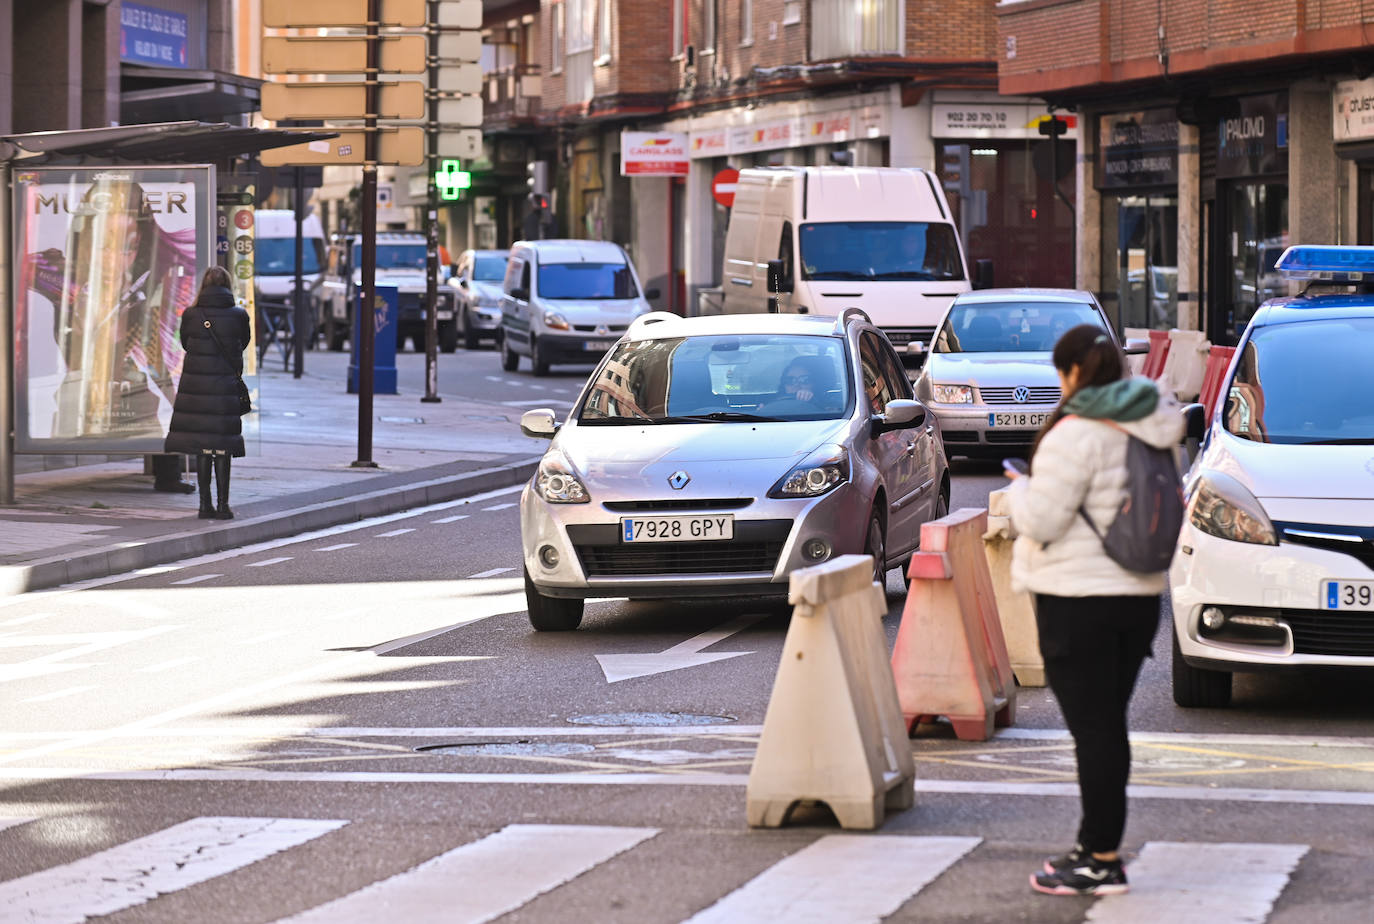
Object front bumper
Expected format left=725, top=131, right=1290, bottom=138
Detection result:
left=397, top=291, right=455, bottom=325
left=521, top=479, right=869, bottom=600
left=1170, top=523, right=1374, bottom=669
left=467, top=307, right=502, bottom=331
left=928, top=403, right=1055, bottom=456
left=534, top=330, right=620, bottom=365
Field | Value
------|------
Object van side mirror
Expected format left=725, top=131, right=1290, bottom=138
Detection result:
left=973, top=259, right=994, bottom=290
left=510, top=286, right=529, bottom=302
left=1181, top=402, right=1207, bottom=443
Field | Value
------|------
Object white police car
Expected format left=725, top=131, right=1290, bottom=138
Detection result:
left=1171, top=245, right=1374, bottom=707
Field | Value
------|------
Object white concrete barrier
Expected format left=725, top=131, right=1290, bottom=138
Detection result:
left=984, top=488, right=1044, bottom=687
left=746, top=554, right=915, bottom=831
left=1162, top=329, right=1210, bottom=401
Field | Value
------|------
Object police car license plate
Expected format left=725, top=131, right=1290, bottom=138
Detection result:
left=1322, top=579, right=1374, bottom=610
left=989, top=412, right=1050, bottom=428
left=584, top=340, right=615, bottom=352
left=621, top=515, right=734, bottom=543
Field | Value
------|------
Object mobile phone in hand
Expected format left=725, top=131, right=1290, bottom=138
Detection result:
left=1002, top=458, right=1029, bottom=476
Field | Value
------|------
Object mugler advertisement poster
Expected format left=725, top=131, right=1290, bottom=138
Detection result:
left=13, top=165, right=215, bottom=452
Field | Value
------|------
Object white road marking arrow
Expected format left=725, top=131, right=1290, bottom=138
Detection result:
left=595, top=615, right=763, bottom=683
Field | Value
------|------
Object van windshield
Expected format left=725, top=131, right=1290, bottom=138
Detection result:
left=351, top=243, right=428, bottom=271
left=257, top=238, right=324, bottom=275
left=799, top=221, right=964, bottom=282
left=538, top=262, right=638, bottom=299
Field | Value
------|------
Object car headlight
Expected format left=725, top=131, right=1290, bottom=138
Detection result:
left=1186, top=469, right=1277, bottom=545
left=933, top=384, right=973, bottom=404
left=543, top=309, right=570, bottom=331
left=769, top=444, right=850, bottom=498
left=536, top=450, right=590, bottom=503
left=479, top=295, right=503, bottom=308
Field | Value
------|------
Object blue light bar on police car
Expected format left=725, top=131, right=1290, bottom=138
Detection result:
left=1274, top=245, right=1374, bottom=281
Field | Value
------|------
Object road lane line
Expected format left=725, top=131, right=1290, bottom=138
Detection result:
left=1086, top=842, right=1307, bottom=923
left=277, top=824, right=657, bottom=924
left=314, top=543, right=358, bottom=552
left=137, top=657, right=202, bottom=674
left=1, top=612, right=54, bottom=626
left=432, top=515, right=469, bottom=523
left=484, top=375, right=503, bottom=382
left=467, top=567, right=513, bottom=579
left=482, top=503, right=516, bottom=511
left=169, top=574, right=220, bottom=586
left=246, top=557, right=293, bottom=568
left=376, top=528, right=415, bottom=537
left=22, top=686, right=98, bottom=703
left=527, top=384, right=546, bottom=391
left=0, top=816, right=345, bottom=924
left=687, top=835, right=980, bottom=924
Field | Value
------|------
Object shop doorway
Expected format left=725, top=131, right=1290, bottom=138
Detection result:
left=1102, top=195, right=1178, bottom=331
left=1208, top=181, right=1288, bottom=343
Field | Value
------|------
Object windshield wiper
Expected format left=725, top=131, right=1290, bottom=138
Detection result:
left=577, top=416, right=658, bottom=426
left=1295, top=437, right=1374, bottom=445
left=671, top=411, right=785, bottom=423
left=805, top=270, right=871, bottom=280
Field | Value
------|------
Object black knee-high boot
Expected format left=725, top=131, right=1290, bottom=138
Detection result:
left=197, top=455, right=215, bottom=518
left=213, top=454, right=233, bottom=520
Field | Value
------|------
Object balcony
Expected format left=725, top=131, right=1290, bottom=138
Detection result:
left=483, top=63, right=541, bottom=130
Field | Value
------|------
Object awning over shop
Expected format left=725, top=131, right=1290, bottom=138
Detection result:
left=0, top=121, right=337, bottom=164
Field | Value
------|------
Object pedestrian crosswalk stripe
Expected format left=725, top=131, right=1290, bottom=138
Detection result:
left=276, top=824, right=658, bottom=924
left=0, top=816, right=345, bottom=924
left=685, top=834, right=981, bottom=923
left=0, top=816, right=35, bottom=833
left=1086, top=841, right=1308, bottom=923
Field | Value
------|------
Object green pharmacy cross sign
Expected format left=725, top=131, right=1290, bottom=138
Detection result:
left=435, top=159, right=472, bottom=200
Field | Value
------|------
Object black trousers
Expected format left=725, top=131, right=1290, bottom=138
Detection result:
left=1035, top=593, right=1160, bottom=854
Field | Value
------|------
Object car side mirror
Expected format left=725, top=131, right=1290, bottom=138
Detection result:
left=520, top=408, right=559, bottom=439
left=510, top=286, right=529, bottom=302
left=1124, top=337, right=1150, bottom=355
left=872, top=398, right=925, bottom=435
left=906, top=340, right=926, bottom=355
left=1181, top=402, right=1206, bottom=443
left=644, top=287, right=660, bottom=300
left=973, top=258, right=994, bottom=290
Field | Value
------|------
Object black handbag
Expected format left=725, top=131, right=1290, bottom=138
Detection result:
left=202, top=317, right=252, bottom=415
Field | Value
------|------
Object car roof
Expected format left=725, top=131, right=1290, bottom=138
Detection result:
left=466, top=249, right=508, bottom=257
left=512, top=239, right=625, bottom=262
left=1250, top=291, right=1374, bottom=329
left=951, top=288, right=1098, bottom=305
left=627, top=312, right=851, bottom=342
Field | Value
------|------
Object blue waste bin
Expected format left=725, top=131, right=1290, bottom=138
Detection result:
left=347, top=284, right=399, bottom=395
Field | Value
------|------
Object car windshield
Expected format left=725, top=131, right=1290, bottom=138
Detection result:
left=933, top=301, right=1108, bottom=353
left=799, top=221, right=964, bottom=282
left=351, top=243, right=427, bottom=270
left=473, top=255, right=507, bottom=281
left=1225, top=317, right=1374, bottom=445
left=256, top=237, right=324, bottom=275
left=579, top=334, right=851, bottom=424
left=538, top=261, right=638, bottom=299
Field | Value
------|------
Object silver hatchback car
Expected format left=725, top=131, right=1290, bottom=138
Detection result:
left=518, top=310, right=951, bottom=630
left=912, top=288, right=1120, bottom=458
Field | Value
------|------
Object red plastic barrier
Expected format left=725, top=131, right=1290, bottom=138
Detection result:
left=1198, top=345, right=1237, bottom=419
left=1141, top=329, right=1171, bottom=379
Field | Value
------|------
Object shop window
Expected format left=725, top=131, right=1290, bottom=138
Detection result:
left=1222, top=182, right=1288, bottom=341
left=1102, top=195, right=1179, bottom=332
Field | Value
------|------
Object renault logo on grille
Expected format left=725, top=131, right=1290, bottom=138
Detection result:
left=595, top=324, right=610, bottom=337
left=668, top=470, right=691, bottom=490
left=1013, top=386, right=1031, bottom=404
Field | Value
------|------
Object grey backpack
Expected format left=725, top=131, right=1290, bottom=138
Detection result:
left=1080, top=432, right=1185, bottom=573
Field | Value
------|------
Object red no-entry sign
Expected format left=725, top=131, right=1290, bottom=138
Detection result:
left=712, top=168, right=740, bottom=208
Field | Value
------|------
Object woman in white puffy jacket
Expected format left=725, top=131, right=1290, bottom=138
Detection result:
left=1004, top=324, right=1183, bottom=898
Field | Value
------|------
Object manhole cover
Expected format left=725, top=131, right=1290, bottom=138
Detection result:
left=416, top=741, right=597, bottom=757
left=567, top=712, right=736, bottom=727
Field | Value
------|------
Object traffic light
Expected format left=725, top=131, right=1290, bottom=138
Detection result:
left=526, top=160, right=549, bottom=196
left=1038, top=116, right=1068, bottom=137
left=435, top=159, right=471, bottom=200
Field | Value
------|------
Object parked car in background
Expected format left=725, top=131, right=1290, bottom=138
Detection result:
left=912, top=288, right=1127, bottom=458
left=450, top=249, right=508, bottom=349
left=1171, top=245, right=1374, bottom=708
left=517, top=309, right=950, bottom=630
left=499, top=239, right=658, bottom=376
left=316, top=231, right=457, bottom=353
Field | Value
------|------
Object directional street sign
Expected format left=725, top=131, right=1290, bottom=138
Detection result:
left=259, top=127, right=426, bottom=167
left=261, top=81, right=426, bottom=122
left=436, top=0, right=482, bottom=28
left=436, top=31, right=482, bottom=62
left=436, top=130, right=482, bottom=160
left=436, top=64, right=482, bottom=94
left=262, top=0, right=426, bottom=28
left=262, top=36, right=427, bottom=75
left=435, top=97, right=483, bottom=127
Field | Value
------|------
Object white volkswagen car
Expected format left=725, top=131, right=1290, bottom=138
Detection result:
left=1171, top=245, right=1374, bottom=707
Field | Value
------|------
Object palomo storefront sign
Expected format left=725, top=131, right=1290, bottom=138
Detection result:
left=620, top=132, right=689, bottom=176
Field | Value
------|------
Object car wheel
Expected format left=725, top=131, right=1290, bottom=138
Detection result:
left=525, top=568, right=583, bottom=631
left=531, top=338, right=550, bottom=377
left=463, top=309, right=480, bottom=350
left=326, top=318, right=347, bottom=351
left=864, top=510, right=887, bottom=589
left=500, top=332, right=519, bottom=371
left=439, top=322, right=458, bottom=354
left=1171, top=632, right=1232, bottom=708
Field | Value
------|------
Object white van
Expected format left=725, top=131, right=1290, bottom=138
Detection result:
left=253, top=209, right=327, bottom=301
left=720, top=167, right=984, bottom=362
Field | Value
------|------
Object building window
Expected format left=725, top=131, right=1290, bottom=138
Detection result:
left=596, top=0, right=612, bottom=63
left=703, top=0, right=716, bottom=52
left=567, top=0, right=593, bottom=54
left=810, top=0, right=900, bottom=58
left=671, top=0, right=685, bottom=57
left=740, top=0, right=753, bottom=45
left=783, top=0, right=801, bottom=25
left=552, top=1, right=564, bottom=72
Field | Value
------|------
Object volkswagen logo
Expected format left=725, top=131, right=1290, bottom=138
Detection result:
left=668, top=470, right=691, bottom=490
left=1013, top=386, right=1031, bottom=404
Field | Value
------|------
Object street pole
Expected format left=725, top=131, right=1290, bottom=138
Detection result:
left=422, top=0, right=441, bottom=404
left=292, top=165, right=305, bottom=378
left=353, top=0, right=380, bottom=468
left=0, top=156, right=13, bottom=505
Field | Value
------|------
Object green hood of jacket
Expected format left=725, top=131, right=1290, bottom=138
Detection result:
left=1062, top=376, right=1159, bottom=422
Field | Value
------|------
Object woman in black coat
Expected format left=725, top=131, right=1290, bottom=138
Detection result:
left=165, top=267, right=252, bottom=519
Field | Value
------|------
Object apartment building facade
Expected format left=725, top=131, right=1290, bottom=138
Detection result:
left=476, top=0, right=1078, bottom=314
left=998, top=0, right=1374, bottom=343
